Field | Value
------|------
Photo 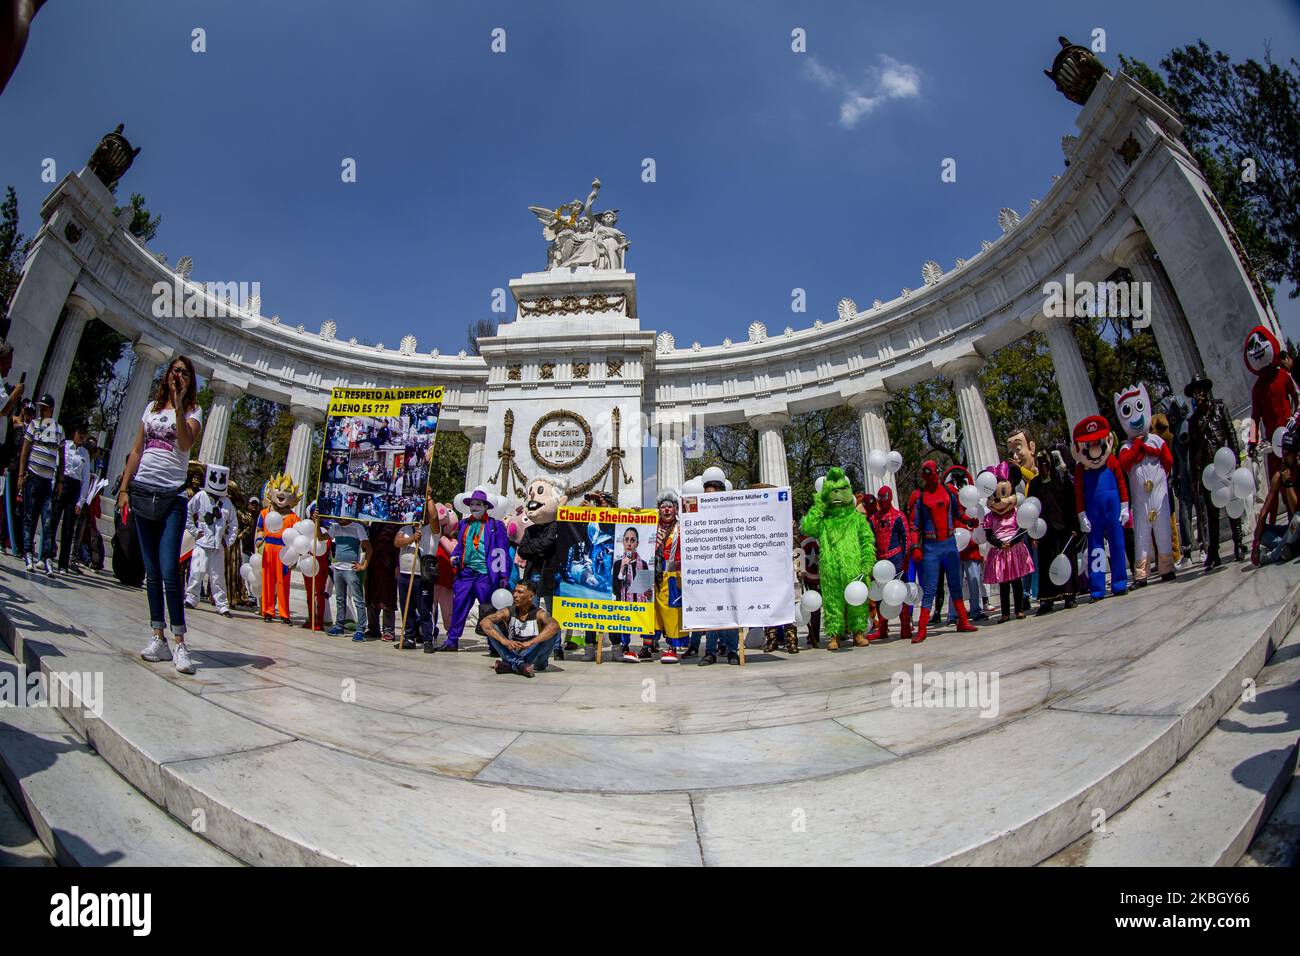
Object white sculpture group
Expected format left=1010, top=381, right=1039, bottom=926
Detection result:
left=528, top=178, right=630, bottom=271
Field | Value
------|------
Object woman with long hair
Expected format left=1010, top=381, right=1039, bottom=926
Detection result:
left=116, top=355, right=204, bottom=674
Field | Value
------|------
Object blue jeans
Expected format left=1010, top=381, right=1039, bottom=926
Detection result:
left=704, top=629, right=739, bottom=655
left=920, top=539, right=962, bottom=607
left=333, top=567, right=367, bottom=632
left=487, top=634, right=558, bottom=671
left=22, top=474, right=54, bottom=559
left=133, top=492, right=188, bottom=635
left=1258, top=522, right=1300, bottom=564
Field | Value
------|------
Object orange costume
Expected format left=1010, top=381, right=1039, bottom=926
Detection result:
left=257, top=507, right=299, bottom=620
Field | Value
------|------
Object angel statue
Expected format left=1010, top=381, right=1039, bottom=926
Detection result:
left=528, top=178, right=630, bottom=271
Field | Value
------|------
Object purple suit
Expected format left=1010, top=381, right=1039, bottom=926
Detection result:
left=445, top=516, right=510, bottom=645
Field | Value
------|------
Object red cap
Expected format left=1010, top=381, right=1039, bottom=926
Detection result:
left=1072, top=415, right=1110, bottom=444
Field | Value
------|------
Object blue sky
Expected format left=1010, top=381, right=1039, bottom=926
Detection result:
left=3, top=0, right=1299, bottom=352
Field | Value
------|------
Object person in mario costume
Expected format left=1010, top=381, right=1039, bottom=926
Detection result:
left=1071, top=415, right=1130, bottom=600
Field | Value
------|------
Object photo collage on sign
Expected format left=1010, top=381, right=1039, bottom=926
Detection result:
left=319, top=399, right=440, bottom=523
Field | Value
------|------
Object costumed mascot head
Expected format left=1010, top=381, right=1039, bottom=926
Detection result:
left=204, top=464, right=230, bottom=498
left=524, top=475, right=568, bottom=525
left=919, top=458, right=941, bottom=492
left=1006, top=427, right=1037, bottom=475
left=263, top=473, right=302, bottom=514
left=1071, top=415, right=1114, bottom=469
left=436, top=502, right=459, bottom=538
left=819, top=466, right=856, bottom=514
left=1114, top=382, right=1153, bottom=440
left=1244, top=325, right=1281, bottom=376
left=983, top=461, right=1017, bottom=515
left=505, top=503, right=530, bottom=545
left=454, top=486, right=494, bottom=521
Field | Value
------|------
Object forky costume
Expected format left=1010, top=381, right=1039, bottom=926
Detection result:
left=1115, top=383, right=1175, bottom=583
left=907, top=460, right=978, bottom=644
left=185, top=464, right=238, bottom=616
left=867, top=486, right=913, bottom=643
left=255, top=473, right=301, bottom=624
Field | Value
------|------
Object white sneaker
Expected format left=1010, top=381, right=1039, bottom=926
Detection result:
left=141, top=635, right=172, bottom=662
left=43, top=559, right=55, bottom=577
left=23, top=553, right=33, bottom=572
left=173, top=641, right=196, bottom=675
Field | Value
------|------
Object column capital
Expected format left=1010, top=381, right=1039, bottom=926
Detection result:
left=1030, top=307, right=1072, bottom=335
left=748, top=411, right=791, bottom=431
left=1105, top=229, right=1151, bottom=269
left=207, top=374, right=245, bottom=398
left=939, top=353, right=985, bottom=381
left=845, top=387, right=890, bottom=411
left=461, top=424, right=487, bottom=443
left=65, top=285, right=104, bottom=321
left=132, top=338, right=171, bottom=367
left=289, top=403, right=327, bottom=424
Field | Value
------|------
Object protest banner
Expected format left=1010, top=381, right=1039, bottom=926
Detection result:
left=679, top=487, right=794, bottom=631
left=547, top=504, right=657, bottom=637
left=316, top=386, right=443, bottom=524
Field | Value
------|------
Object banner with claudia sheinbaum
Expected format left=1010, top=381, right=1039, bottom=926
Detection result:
left=680, top=487, right=795, bottom=630
left=316, top=386, right=443, bottom=524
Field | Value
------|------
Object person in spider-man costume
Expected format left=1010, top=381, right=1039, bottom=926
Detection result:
left=907, top=459, right=978, bottom=644
left=866, top=485, right=913, bottom=643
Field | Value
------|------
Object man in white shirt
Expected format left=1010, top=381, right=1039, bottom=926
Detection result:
left=51, top=420, right=92, bottom=573
left=16, top=393, right=64, bottom=575
left=184, top=464, right=238, bottom=616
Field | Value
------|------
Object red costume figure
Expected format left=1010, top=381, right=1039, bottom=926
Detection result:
left=1244, top=325, right=1298, bottom=481
left=907, top=460, right=978, bottom=644
left=867, top=485, right=913, bottom=642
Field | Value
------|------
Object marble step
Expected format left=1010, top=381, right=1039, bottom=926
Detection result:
left=1042, top=621, right=1300, bottom=867
left=0, top=646, right=241, bottom=866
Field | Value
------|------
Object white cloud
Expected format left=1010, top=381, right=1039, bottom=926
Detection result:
left=806, top=54, right=921, bottom=129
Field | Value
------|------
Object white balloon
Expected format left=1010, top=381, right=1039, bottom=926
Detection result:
left=867, top=580, right=884, bottom=603
left=882, top=579, right=907, bottom=605
left=312, top=538, right=329, bottom=556
left=975, top=471, right=998, bottom=496
left=1272, top=426, right=1289, bottom=450
left=965, top=505, right=980, bottom=519
left=958, top=485, right=980, bottom=509
left=1024, top=496, right=1041, bottom=515
left=801, top=590, right=823, bottom=613
left=281, top=526, right=300, bottom=548
left=297, top=555, right=319, bottom=577
left=1226, top=496, right=1246, bottom=519
left=793, top=603, right=808, bottom=627
left=954, top=528, right=971, bottom=551
left=682, top=477, right=704, bottom=494
left=1015, top=492, right=1025, bottom=507
left=979, top=541, right=991, bottom=557
left=867, top=450, right=888, bottom=476
left=879, top=600, right=902, bottom=620
left=814, top=476, right=825, bottom=493
left=905, top=582, right=922, bottom=606
left=264, top=511, right=284, bottom=533
left=1049, top=553, right=1073, bottom=586
left=279, top=546, right=301, bottom=566
left=971, top=526, right=987, bottom=545
left=296, top=520, right=316, bottom=541
left=1029, top=517, right=1047, bottom=540
left=1017, top=502, right=1039, bottom=530
left=723, top=479, right=733, bottom=492
left=1230, top=467, right=1255, bottom=500
left=1210, top=484, right=1231, bottom=509
left=886, top=450, right=904, bottom=474
left=702, top=466, right=726, bottom=484
left=1213, top=446, right=1236, bottom=479
left=871, top=559, right=897, bottom=585
left=845, top=580, right=870, bottom=606
left=490, top=588, right=513, bottom=610
left=1201, top=463, right=1223, bottom=491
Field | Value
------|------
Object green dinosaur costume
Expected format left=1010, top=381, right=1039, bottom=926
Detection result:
left=799, top=467, right=876, bottom=645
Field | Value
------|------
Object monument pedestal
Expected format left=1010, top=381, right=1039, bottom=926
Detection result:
left=478, top=268, right=654, bottom=507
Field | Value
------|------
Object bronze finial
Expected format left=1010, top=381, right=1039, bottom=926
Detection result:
left=1044, top=36, right=1108, bottom=106
left=87, top=124, right=142, bottom=188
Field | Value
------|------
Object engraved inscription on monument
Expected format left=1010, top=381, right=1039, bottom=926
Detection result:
left=529, top=410, right=593, bottom=470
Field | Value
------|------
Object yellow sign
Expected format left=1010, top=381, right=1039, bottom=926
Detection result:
left=326, top=386, right=445, bottom=418
left=548, top=506, right=658, bottom=634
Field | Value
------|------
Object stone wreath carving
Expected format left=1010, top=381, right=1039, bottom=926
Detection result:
left=528, top=409, right=593, bottom=471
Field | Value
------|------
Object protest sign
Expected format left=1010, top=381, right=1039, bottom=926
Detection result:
left=680, top=487, right=794, bottom=630
left=316, top=386, right=443, bottom=524
left=547, top=504, right=657, bottom=635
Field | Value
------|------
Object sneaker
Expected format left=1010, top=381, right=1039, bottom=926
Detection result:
left=141, top=635, right=172, bottom=662
left=423, top=639, right=435, bottom=653
left=69, top=563, right=83, bottom=576
left=660, top=650, right=678, bottom=663
left=517, top=663, right=535, bottom=678
left=173, top=641, right=196, bottom=675
left=23, top=553, right=34, bottom=572
left=352, top=631, right=366, bottom=643
left=494, top=661, right=511, bottom=675
left=698, top=652, right=717, bottom=667
left=727, top=652, right=740, bottom=665
left=381, top=632, right=394, bottom=642
left=184, top=598, right=198, bottom=609
left=622, top=647, right=639, bottom=663
left=280, top=617, right=293, bottom=626
left=327, top=625, right=344, bottom=636
left=219, top=609, right=232, bottom=618
left=43, top=558, right=55, bottom=577
left=637, top=646, right=653, bottom=660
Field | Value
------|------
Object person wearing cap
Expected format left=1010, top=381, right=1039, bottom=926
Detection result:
left=50, top=419, right=93, bottom=574
left=15, top=392, right=65, bottom=575
left=1184, top=376, right=1245, bottom=568
left=1070, top=415, right=1130, bottom=599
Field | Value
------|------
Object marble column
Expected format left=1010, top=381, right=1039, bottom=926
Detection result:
left=941, top=355, right=999, bottom=475
left=655, top=421, right=685, bottom=496
left=38, top=293, right=96, bottom=413
left=750, top=411, right=791, bottom=488
left=4, top=241, right=78, bottom=389
left=463, top=425, right=486, bottom=494
left=198, top=376, right=239, bottom=465
left=105, top=341, right=170, bottom=491
left=1117, top=240, right=1205, bottom=396
left=848, top=388, right=894, bottom=496
left=285, top=404, right=325, bottom=515
left=1036, top=312, right=1100, bottom=427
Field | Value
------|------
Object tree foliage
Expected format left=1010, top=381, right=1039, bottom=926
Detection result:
left=0, top=185, right=31, bottom=334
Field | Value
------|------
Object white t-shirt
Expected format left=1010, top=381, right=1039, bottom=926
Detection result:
left=133, top=402, right=202, bottom=490
left=398, top=524, right=436, bottom=575
left=328, top=521, right=369, bottom=572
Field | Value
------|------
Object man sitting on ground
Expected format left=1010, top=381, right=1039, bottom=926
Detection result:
left=478, top=579, right=560, bottom=678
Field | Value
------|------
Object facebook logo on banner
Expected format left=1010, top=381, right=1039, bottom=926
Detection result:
left=778, top=491, right=788, bottom=501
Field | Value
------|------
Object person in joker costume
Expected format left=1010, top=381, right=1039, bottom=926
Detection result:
left=1071, top=415, right=1130, bottom=599
left=1244, top=325, right=1298, bottom=481
left=866, top=485, right=913, bottom=643
left=800, top=467, right=876, bottom=650
left=254, top=473, right=302, bottom=624
left=184, top=464, right=238, bottom=617
left=434, top=487, right=509, bottom=652
left=907, top=460, right=978, bottom=644
left=1114, top=383, right=1175, bottom=585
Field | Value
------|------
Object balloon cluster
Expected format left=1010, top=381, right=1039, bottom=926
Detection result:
left=1201, top=446, right=1254, bottom=519
left=793, top=559, right=923, bottom=625
left=242, top=517, right=328, bottom=585
left=958, top=471, right=1048, bottom=557
left=864, top=449, right=904, bottom=479
left=681, top=466, right=732, bottom=494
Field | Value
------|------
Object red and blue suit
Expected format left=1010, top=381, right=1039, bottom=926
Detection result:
left=869, top=485, right=914, bottom=642
left=1072, top=416, right=1130, bottom=600
left=907, top=460, right=978, bottom=643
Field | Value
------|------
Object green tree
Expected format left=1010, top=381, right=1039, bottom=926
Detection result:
left=0, top=185, right=30, bottom=334
left=427, top=429, right=470, bottom=504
